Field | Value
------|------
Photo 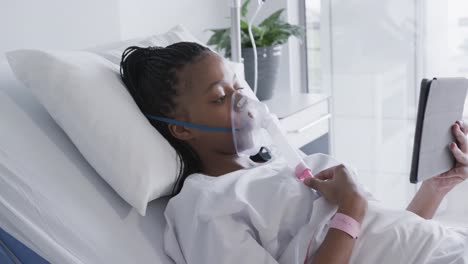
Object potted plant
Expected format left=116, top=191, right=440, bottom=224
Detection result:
left=207, top=0, right=303, bottom=100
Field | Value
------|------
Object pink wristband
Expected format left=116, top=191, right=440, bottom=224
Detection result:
left=329, top=213, right=361, bottom=239
left=295, top=162, right=313, bottom=181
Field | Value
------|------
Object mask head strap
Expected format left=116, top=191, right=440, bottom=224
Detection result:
left=145, top=114, right=231, bottom=132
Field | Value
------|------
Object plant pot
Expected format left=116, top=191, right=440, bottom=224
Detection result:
left=242, top=45, right=282, bottom=101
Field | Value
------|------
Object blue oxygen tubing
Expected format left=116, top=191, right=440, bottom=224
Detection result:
left=145, top=114, right=232, bottom=132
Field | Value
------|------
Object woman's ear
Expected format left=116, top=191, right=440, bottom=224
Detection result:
left=168, top=123, right=194, bottom=141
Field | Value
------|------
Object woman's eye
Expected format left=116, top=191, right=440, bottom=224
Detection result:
left=214, top=95, right=226, bottom=104
left=212, top=86, right=243, bottom=104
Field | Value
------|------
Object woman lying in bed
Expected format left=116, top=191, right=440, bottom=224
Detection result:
left=119, top=42, right=468, bottom=264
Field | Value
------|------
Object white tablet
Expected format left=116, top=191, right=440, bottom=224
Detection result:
left=410, top=78, right=468, bottom=183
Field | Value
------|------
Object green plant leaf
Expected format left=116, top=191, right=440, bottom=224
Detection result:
left=207, top=29, right=228, bottom=46
left=207, top=28, right=231, bottom=56
left=206, top=5, right=303, bottom=53
left=259, top=9, right=285, bottom=28
left=240, top=24, right=264, bottom=47
left=260, top=21, right=304, bottom=46
left=241, top=0, right=250, bottom=18
left=240, top=19, right=249, bottom=30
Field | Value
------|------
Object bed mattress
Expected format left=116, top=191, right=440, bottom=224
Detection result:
left=0, top=58, right=174, bottom=264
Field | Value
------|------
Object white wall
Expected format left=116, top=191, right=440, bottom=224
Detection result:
left=0, top=0, right=301, bottom=98
left=0, top=0, right=231, bottom=52
left=0, top=0, right=121, bottom=53
left=119, top=0, right=305, bottom=96
left=118, top=0, right=230, bottom=43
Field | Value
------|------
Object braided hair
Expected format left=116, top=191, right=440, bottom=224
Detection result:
left=120, top=42, right=212, bottom=197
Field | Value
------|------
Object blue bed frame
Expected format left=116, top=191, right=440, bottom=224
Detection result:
left=0, top=228, right=49, bottom=264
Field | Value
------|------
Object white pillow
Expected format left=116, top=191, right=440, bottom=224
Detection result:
left=6, top=25, right=253, bottom=216
left=88, top=25, right=200, bottom=65
left=6, top=50, right=178, bottom=216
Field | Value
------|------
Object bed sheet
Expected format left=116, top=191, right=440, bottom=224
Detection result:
left=0, top=58, right=174, bottom=264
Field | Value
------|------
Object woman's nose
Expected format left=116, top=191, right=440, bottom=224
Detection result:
left=227, top=87, right=240, bottom=110
left=226, top=85, right=238, bottom=94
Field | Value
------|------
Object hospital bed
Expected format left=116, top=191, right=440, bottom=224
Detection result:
left=0, top=57, right=175, bottom=263
left=0, top=1, right=188, bottom=262
left=2, top=2, right=468, bottom=264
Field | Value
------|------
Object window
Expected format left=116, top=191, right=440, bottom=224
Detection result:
left=304, top=0, right=322, bottom=92
left=303, top=0, right=468, bottom=214
left=423, top=0, right=468, bottom=114
left=303, top=0, right=332, bottom=95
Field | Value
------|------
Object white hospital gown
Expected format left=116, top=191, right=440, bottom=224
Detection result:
left=164, top=153, right=468, bottom=264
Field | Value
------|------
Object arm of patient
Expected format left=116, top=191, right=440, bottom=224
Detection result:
left=311, top=194, right=367, bottom=264
left=407, top=121, right=468, bottom=219
left=406, top=181, right=445, bottom=220
left=304, top=165, right=368, bottom=264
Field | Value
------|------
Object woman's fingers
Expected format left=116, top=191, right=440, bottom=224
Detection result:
left=456, top=120, right=467, bottom=135
left=304, top=177, right=324, bottom=190
left=305, top=165, right=340, bottom=189
left=450, top=142, right=468, bottom=165
left=314, top=167, right=335, bottom=181
left=453, top=123, right=467, bottom=152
